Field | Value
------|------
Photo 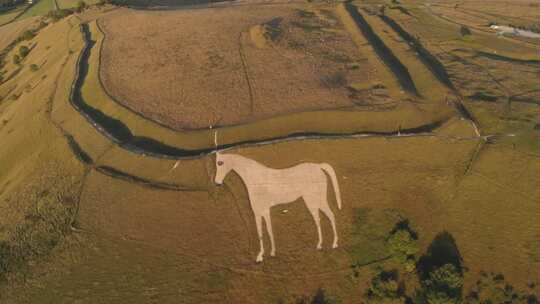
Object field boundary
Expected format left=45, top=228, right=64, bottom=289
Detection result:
left=343, top=1, right=419, bottom=96
left=64, top=23, right=478, bottom=160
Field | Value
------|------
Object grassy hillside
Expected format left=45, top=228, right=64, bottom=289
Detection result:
left=0, top=0, right=539, bottom=303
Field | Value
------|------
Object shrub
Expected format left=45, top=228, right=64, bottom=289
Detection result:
left=460, top=25, right=472, bottom=37
left=19, top=45, right=30, bottom=58
left=387, top=221, right=419, bottom=272
left=13, top=54, right=20, bottom=65
left=322, top=71, right=347, bottom=89
left=364, top=270, right=406, bottom=304
left=76, top=0, right=87, bottom=12
left=422, top=264, right=464, bottom=304
left=47, top=9, right=74, bottom=21
left=388, top=230, right=419, bottom=261
left=17, top=30, right=35, bottom=42
left=30, top=64, right=39, bottom=72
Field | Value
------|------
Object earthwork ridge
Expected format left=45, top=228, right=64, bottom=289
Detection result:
left=66, top=19, right=471, bottom=159
left=46, top=2, right=502, bottom=194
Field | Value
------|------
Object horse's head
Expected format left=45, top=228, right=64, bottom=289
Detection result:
left=214, top=153, right=232, bottom=185
left=213, top=129, right=233, bottom=185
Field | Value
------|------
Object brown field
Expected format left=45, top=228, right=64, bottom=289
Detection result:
left=0, top=0, right=539, bottom=303
left=99, top=4, right=376, bottom=129
left=0, top=17, right=38, bottom=51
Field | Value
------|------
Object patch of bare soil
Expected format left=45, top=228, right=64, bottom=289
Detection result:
left=99, top=4, right=374, bottom=129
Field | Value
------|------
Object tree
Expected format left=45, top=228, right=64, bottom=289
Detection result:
left=387, top=226, right=419, bottom=272
left=364, top=270, right=407, bottom=304
left=422, top=264, right=464, bottom=304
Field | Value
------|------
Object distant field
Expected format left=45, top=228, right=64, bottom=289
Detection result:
left=16, top=0, right=55, bottom=20
left=0, top=6, right=26, bottom=26
left=0, top=1, right=539, bottom=303
left=57, top=0, right=99, bottom=10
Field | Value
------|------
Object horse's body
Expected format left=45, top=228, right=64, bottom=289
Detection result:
left=214, top=153, right=342, bottom=262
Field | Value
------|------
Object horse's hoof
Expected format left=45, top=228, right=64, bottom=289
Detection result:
left=256, top=255, right=263, bottom=263
left=316, top=245, right=322, bottom=250
left=332, top=243, right=338, bottom=249
left=270, top=251, right=276, bottom=257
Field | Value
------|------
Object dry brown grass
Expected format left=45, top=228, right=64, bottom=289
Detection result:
left=0, top=17, right=38, bottom=52
left=99, top=4, right=375, bottom=129
left=1, top=2, right=539, bottom=303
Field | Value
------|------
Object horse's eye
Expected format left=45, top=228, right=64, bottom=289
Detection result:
left=217, top=161, right=224, bottom=166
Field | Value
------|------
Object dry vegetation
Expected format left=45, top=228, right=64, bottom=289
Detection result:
left=99, top=4, right=375, bottom=129
left=0, top=17, right=38, bottom=51
left=0, top=0, right=539, bottom=303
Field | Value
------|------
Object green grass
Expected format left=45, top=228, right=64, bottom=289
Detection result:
left=0, top=5, right=26, bottom=26
left=57, top=0, right=99, bottom=10
left=1, top=4, right=540, bottom=303
left=16, top=0, right=56, bottom=20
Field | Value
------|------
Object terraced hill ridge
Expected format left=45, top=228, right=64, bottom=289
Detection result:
left=0, top=0, right=539, bottom=303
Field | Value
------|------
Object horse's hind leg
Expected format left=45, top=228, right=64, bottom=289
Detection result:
left=307, top=207, right=323, bottom=250
left=254, top=214, right=265, bottom=262
left=320, top=205, right=339, bottom=249
left=262, top=211, right=276, bottom=257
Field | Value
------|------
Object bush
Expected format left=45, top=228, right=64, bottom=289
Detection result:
left=76, top=0, right=87, bottom=12
left=30, top=64, right=39, bottom=72
left=13, top=54, right=21, bottom=65
left=322, top=71, right=347, bottom=89
left=17, top=30, right=35, bottom=42
left=364, top=270, right=406, bottom=304
left=19, top=45, right=30, bottom=58
left=422, top=264, right=463, bottom=304
left=387, top=221, right=419, bottom=272
left=47, top=9, right=74, bottom=21
left=460, top=25, right=472, bottom=37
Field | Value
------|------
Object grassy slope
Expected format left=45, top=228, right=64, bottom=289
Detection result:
left=80, top=17, right=454, bottom=152
left=57, top=0, right=99, bottom=10
left=0, top=7, right=24, bottom=26
left=0, top=16, right=87, bottom=286
left=0, top=2, right=539, bottom=303
left=16, top=0, right=55, bottom=20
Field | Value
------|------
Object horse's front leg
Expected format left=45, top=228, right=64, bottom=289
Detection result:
left=262, top=211, right=276, bottom=257
left=254, top=213, right=265, bottom=262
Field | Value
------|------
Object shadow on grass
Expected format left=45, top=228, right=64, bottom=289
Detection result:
left=417, top=231, right=463, bottom=280
left=293, top=288, right=336, bottom=304
left=390, top=218, right=418, bottom=240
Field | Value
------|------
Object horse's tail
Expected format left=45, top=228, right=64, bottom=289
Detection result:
left=320, top=163, right=342, bottom=210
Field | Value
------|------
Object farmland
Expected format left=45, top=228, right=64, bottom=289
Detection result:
left=0, top=0, right=539, bottom=303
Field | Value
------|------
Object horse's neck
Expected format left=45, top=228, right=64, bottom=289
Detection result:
left=229, top=154, right=265, bottom=180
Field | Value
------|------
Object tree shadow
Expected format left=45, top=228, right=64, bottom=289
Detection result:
left=417, top=231, right=463, bottom=280
left=390, top=218, right=418, bottom=240
left=294, top=288, right=333, bottom=304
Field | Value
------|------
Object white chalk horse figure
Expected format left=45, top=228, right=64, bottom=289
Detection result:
left=213, top=135, right=342, bottom=262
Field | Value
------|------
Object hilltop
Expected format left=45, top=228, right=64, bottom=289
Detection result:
left=0, top=0, right=539, bottom=303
